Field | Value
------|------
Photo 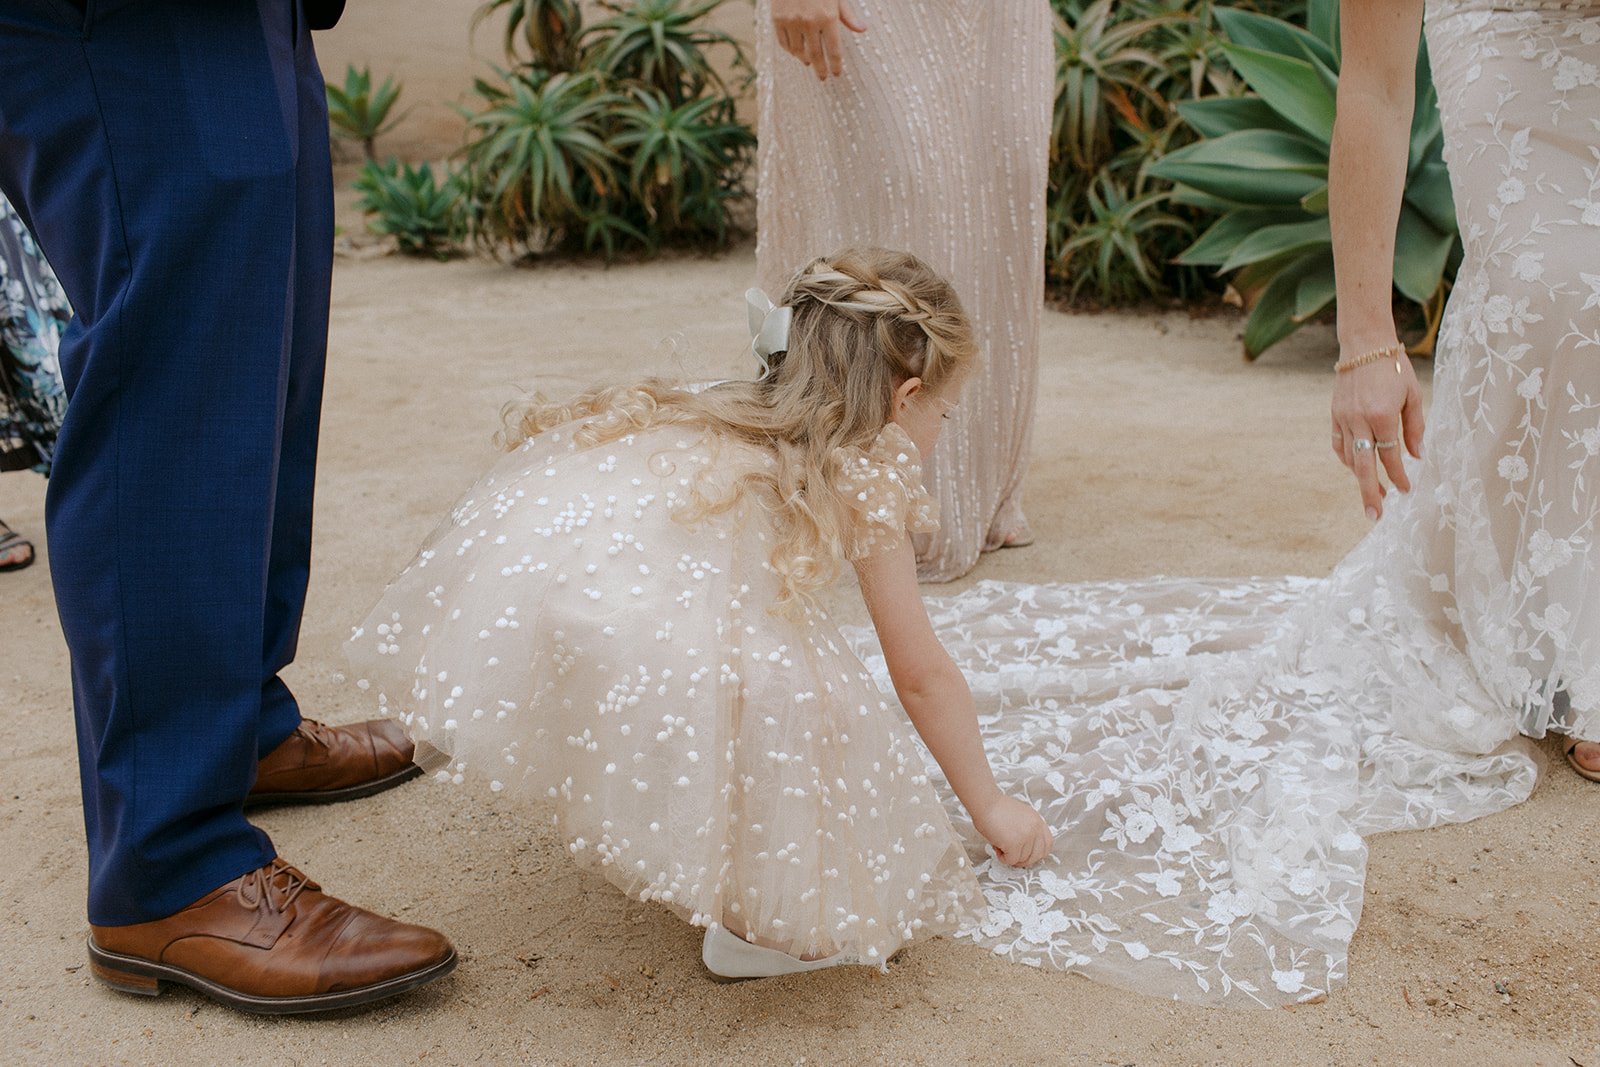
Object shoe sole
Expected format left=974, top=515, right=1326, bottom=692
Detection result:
left=702, top=946, right=904, bottom=982
left=245, top=763, right=425, bottom=809
left=87, top=938, right=457, bottom=1015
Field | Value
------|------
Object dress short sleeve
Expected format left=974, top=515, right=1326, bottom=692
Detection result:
left=834, top=422, right=938, bottom=560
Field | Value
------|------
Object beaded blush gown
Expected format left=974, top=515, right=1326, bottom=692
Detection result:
left=755, top=0, right=1053, bottom=581
left=348, top=413, right=981, bottom=964
left=839, top=0, right=1600, bottom=1007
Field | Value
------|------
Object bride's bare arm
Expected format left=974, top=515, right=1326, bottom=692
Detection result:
left=770, top=0, right=867, bottom=82
left=1329, top=0, right=1428, bottom=520
left=852, top=538, right=1053, bottom=868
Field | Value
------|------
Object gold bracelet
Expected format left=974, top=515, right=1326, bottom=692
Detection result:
left=1335, top=342, right=1407, bottom=374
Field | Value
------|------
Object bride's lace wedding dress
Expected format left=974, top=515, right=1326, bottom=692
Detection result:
left=850, top=0, right=1600, bottom=1006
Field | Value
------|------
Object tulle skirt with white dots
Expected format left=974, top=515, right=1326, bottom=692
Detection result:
left=347, top=422, right=981, bottom=962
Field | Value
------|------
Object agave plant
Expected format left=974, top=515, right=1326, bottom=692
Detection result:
left=325, top=65, right=404, bottom=161
left=1052, top=172, right=1193, bottom=305
left=1150, top=2, right=1459, bottom=358
left=1051, top=0, right=1176, bottom=172
left=583, top=0, right=741, bottom=105
left=353, top=159, right=467, bottom=257
left=1139, top=0, right=1244, bottom=101
left=460, top=0, right=754, bottom=259
left=474, top=0, right=585, bottom=72
left=462, top=70, right=622, bottom=252
left=610, top=88, right=755, bottom=241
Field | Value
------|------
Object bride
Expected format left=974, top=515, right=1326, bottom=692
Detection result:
left=849, top=0, right=1600, bottom=1006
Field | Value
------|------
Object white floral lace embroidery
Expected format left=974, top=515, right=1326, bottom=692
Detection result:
left=844, top=0, right=1598, bottom=1008
left=834, top=422, right=940, bottom=560
left=347, top=417, right=980, bottom=965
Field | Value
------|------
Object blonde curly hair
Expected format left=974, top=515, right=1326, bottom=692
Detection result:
left=501, top=246, right=978, bottom=611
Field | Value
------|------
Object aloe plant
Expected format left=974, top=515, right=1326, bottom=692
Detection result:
left=1045, top=2, right=1195, bottom=302
left=610, top=88, right=755, bottom=240
left=461, top=0, right=754, bottom=259
left=582, top=0, right=741, bottom=105
left=325, top=65, right=404, bottom=161
left=1052, top=1, right=1175, bottom=172
left=1144, top=1, right=1242, bottom=102
left=1053, top=174, right=1193, bottom=305
left=474, top=0, right=585, bottom=72
left=463, top=70, right=622, bottom=251
left=1044, top=0, right=1265, bottom=304
left=1150, top=2, right=1459, bottom=358
left=354, top=159, right=467, bottom=258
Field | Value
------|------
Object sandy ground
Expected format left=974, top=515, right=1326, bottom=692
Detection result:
left=3, top=4, right=1598, bottom=1065
left=4, top=247, right=1597, bottom=1066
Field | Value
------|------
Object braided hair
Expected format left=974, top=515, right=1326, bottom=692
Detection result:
left=501, top=246, right=978, bottom=611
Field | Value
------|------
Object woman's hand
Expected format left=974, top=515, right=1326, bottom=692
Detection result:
left=771, top=0, right=868, bottom=81
left=1330, top=349, right=1425, bottom=521
left=972, top=794, right=1054, bottom=868
left=1327, top=0, right=1427, bottom=521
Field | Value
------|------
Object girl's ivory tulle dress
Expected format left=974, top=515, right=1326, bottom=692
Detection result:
left=347, top=415, right=981, bottom=963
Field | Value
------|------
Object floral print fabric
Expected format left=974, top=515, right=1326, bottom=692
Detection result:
left=0, top=193, right=68, bottom=474
left=843, top=0, right=1599, bottom=1007
left=836, top=422, right=940, bottom=561
left=348, top=418, right=981, bottom=964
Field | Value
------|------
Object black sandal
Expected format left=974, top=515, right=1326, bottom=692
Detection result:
left=0, top=518, right=35, bottom=572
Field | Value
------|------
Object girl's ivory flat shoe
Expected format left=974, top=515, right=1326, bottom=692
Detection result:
left=700, top=924, right=850, bottom=981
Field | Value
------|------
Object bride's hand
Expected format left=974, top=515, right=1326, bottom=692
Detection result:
left=771, top=0, right=868, bottom=82
left=972, top=794, right=1053, bottom=868
left=1331, top=347, right=1425, bottom=521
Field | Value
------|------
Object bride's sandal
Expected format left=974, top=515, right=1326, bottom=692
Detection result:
left=1565, top=739, right=1600, bottom=783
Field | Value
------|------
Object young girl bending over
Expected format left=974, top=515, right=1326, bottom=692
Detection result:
left=348, top=247, right=1052, bottom=978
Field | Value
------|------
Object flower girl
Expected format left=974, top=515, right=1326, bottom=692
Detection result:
left=348, top=247, right=1051, bottom=978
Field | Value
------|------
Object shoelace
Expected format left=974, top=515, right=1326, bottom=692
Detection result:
left=236, top=859, right=312, bottom=914
left=294, top=719, right=336, bottom=752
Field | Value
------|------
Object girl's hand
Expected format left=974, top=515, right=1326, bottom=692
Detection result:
left=1330, top=348, right=1425, bottom=521
left=972, top=794, right=1054, bottom=868
left=852, top=540, right=1049, bottom=867
left=771, top=0, right=868, bottom=82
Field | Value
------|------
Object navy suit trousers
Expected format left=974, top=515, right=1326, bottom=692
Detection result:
left=0, top=0, right=333, bottom=924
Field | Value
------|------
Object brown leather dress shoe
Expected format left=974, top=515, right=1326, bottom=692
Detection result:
left=88, top=860, right=456, bottom=1014
left=247, top=718, right=422, bottom=807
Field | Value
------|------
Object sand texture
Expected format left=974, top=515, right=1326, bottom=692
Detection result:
left=1, top=4, right=1597, bottom=1064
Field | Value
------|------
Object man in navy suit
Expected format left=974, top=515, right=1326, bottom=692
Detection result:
left=0, top=0, right=456, bottom=1012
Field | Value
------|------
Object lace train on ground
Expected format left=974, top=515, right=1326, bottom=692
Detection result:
left=845, top=0, right=1600, bottom=1006
left=848, top=572, right=1540, bottom=1007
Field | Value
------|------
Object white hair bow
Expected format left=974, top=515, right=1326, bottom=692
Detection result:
left=745, top=287, right=792, bottom=377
